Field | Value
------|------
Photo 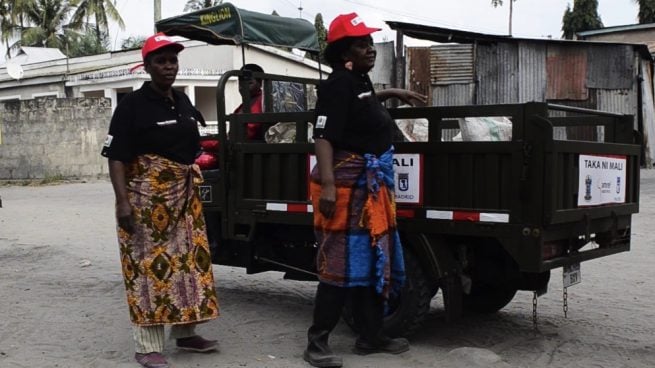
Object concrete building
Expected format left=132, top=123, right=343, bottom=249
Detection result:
left=0, top=41, right=325, bottom=124
left=577, top=23, right=655, bottom=54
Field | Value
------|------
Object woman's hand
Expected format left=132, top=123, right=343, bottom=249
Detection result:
left=319, top=183, right=336, bottom=219
left=377, top=88, right=428, bottom=106
left=116, top=200, right=135, bottom=234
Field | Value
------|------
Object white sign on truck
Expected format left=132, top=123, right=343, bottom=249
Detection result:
left=577, top=154, right=627, bottom=207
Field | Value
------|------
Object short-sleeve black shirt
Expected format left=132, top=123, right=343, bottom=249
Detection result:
left=101, top=82, right=204, bottom=165
left=312, top=68, right=393, bottom=156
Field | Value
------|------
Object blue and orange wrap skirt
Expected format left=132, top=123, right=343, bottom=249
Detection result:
left=309, top=147, right=406, bottom=298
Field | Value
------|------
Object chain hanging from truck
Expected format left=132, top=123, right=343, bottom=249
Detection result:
left=563, top=287, right=569, bottom=318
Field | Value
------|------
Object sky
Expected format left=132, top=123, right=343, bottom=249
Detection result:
left=107, top=0, right=640, bottom=50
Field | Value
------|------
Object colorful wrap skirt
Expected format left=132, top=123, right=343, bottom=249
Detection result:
left=117, top=154, right=219, bottom=326
left=309, top=148, right=406, bottom=297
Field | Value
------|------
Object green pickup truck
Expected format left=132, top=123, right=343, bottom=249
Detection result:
left=197, top=69, right=639, bottom=337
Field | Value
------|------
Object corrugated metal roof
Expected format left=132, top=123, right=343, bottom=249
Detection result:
left=15, top=47, right=67, bottom=64
left=387, top=21, right=653, bottom=62
left=546, top=45, right=588, bottom=100
left=577, top=23, right=655, bottom=37
left=429, top=44, right=474, bottom=85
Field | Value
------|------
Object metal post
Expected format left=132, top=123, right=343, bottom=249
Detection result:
left=154, top=0, right=162, bottom=32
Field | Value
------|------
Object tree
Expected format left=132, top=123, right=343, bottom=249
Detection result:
left=561, top=0, right=603, bottom=39
left=313, top=13, right=327, bottom=62
left=184, top=0, right=223, bottom=13
left=633, top=0, right=655, bottom=23
left=66, top=24, right=109, bottom=57
left=20, top=0, right=75, bottom=50
left=69, top=0, right=125, bottom=50
left=121, top=35, right=147, bottom=50
left=491, top=0, right=516, bottom=35
left=0, top=0, right=35, bottom=57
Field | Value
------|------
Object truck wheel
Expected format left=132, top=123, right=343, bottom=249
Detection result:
left=462, top=283, right=517, bottom=313
left=342, top=249, right=433, bottom=337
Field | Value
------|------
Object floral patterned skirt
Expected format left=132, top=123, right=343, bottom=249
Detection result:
left=117, top=154, right=219, bottom=326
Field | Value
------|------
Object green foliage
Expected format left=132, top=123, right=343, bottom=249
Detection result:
left=20, top=0, right=75, bottom=49
left=312, top=13, right=327, bottom=63
left=68, top=0, right=125, bottom=53
left=633, top=0, right=655, bottom=23
left=1, top=0, right=125, bottom=58
left=121, top=35, right=147, bottom=51
left=561, top=0, right=603, bottom=39
left=66, top=26, right=109, bottom=57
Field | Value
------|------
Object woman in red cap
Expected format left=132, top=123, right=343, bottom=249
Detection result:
left=305, top=12, right=426, bottom=368
left=102, top=33, right=219, bottom=368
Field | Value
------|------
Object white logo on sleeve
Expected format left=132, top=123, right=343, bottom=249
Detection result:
left=357, top=91, right=372, bottom=99
left=103, top=134, right=113, bottom=148
left=316, top=115, right=327, bottom=129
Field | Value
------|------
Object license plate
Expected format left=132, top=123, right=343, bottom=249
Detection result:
left=563, top=263, right=581, bottom=288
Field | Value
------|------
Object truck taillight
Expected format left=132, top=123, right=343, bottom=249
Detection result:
left=542, top=241, right=566, bottom=260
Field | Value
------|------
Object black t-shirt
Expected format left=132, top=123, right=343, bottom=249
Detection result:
left=312, top=68, right=393, bottom=156
left=101, top=82, right=204, bottom=165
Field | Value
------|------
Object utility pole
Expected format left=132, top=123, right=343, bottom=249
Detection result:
left=154, top=0, right=162, bottom=32
left=509, top=0, right=513, bottom=36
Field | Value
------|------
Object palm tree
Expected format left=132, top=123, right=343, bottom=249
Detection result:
left=491, top=0, right=516, bottom=36
left=184, top=0, right=223, bottom=13
left=69, top=0, right=125, bottom=48
left=0, top=0, right=35, bottom=57
left=0, top=1, right=12, bottom=55
left=633, top=0, right=655, bottom=23
left=20, top=0, right=75, bottom=49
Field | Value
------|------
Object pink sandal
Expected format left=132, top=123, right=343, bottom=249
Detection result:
left=135, top=352, right=169, bottom=368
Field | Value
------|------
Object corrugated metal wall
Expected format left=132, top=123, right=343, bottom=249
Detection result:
left=476, top=42, right=519, bottom=104
left=587, top=45, right=634, bottom=89
left=518, top=41, right=547, bottom=102
left=407, top=47, right=432, bottom=105
left=432, top=83, right=476, bottom=106
left=429, top=44, right=474, bottom=85
left=371, top=41, right=395, bottom=87
left=425, top=41, right=643, bottom=141
left=546, top=45, right=588, bottom=100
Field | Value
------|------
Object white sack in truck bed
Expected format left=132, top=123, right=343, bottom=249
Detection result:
left=459, top=116, right=513, bottom=141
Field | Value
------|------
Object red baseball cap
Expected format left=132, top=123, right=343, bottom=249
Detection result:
left=141, top=32, right=184, bottom=61
left=326, top=13, right=381, bottom=44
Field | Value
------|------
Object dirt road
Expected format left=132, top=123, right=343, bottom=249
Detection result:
left=1, top=173, right=654, bottom=368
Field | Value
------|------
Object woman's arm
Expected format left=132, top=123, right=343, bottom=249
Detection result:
left=377, top=88, right=428, bottom=106
left=108, top=160, right=135, bottom=234
left=315, top=138, right=336, bottom=219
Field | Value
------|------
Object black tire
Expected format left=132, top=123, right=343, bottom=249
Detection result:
left=462, top=282, right=517, bottom=314
left=342, top=249, right=434, bottom=337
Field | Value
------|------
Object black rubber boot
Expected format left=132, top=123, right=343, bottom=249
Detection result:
left=303, top=283, right=345, bottom=368
left=351, top=287, right=410, bottom=355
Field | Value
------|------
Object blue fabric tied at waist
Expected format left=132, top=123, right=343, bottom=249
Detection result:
left=358, top=147, right=395, bottom=196
left=356, top=146, right=402, bottom=295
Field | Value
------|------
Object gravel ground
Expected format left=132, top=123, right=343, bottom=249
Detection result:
left=0, top=171, right=653, bottom=368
